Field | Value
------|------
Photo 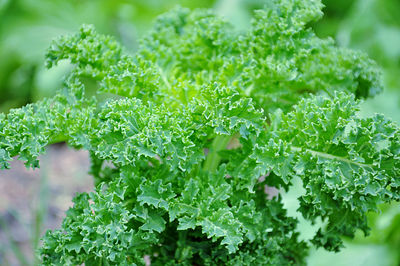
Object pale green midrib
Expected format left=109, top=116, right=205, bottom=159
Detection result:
left=203, top=135, right=232, bottom=172
left=290, top=146, right=374, bottom=169
left=157, top=65, right=171, bottom=90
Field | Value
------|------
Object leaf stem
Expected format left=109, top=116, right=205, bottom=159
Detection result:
left=203, top=135, right=231, bottom=172
left=291, top=146, right=373, bottom=169
left=157, top=65, right=171, bottom=90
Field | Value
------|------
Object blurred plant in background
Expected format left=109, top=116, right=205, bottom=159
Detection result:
left=314, top=0, right=400, bottom=124
left=0, top=0, right=399, bottom=265
left=0, top=0, right=216, bottom=112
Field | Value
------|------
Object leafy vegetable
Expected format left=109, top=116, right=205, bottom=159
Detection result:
left=0, top=0, right=399, bottom=264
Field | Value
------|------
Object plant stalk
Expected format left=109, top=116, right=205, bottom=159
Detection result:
left=203, top=135, right=231, bottom=172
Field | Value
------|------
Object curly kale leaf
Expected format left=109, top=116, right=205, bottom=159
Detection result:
left=40, top=161, right=308, bottom=265
left=254, top=92, right=400, bottom=251
left=46, top=1, right=382, bottom=111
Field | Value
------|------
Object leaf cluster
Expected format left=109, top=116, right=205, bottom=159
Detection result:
left=0, top=0, right=399, bottom=265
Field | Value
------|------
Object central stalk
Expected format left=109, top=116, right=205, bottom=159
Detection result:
left=203, top=134, right=231, bottom=172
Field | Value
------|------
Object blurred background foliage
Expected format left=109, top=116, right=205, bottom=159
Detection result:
left=0, top=0, right=399, bottom=265
left=0, top=0, right=216, bottom=111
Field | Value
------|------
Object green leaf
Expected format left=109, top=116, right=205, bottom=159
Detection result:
left=254, top=92, right=400, bottom=251
left=137, top=179, right=176, bottom=211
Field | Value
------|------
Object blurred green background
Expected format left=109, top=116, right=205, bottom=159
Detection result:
left=0, top=0, right=399, bottom=265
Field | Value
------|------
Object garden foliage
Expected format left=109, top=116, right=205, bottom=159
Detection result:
left=0, top=0, right=399, bottom=264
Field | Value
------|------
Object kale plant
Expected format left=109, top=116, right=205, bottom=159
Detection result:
left=1, top=0, right=399, bottom=265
